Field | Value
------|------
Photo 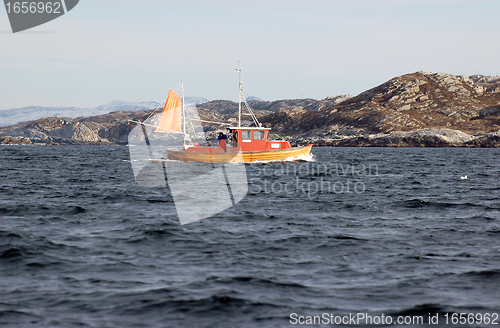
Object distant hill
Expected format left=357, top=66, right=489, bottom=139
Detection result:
left=0, top=97, right=342, bottom=145
left=197, top=96, right=352, bottom=116
left=261, top=72, right=500, bottom=144
left=0, top=97, right=209, bottom=127
left=246, top=96, right=264, bottom=101
left=2, top=72, right=500, bottom=147
left=183, top=97, right=210, bottom=105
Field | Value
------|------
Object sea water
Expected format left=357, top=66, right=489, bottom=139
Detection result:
left=1, top=146, right=500, bottom=327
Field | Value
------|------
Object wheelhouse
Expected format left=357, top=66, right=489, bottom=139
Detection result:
left=229, top=127, right=291, bottom=152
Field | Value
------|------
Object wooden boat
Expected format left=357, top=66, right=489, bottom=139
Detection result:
left=135, top=67, right=312, bottom=163
left=167, top=145, right=312, bottom=162
left=167, top=126, right=313, bottom=162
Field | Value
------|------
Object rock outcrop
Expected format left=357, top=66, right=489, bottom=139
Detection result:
left=262, top=71, right=500, bottom=137
left=0, top=111, right=149, bottom=145
left=1, top=71, right=500, bottom=147
left=288, top=129, right=500, bottom=148
left=260, top=71, right=500, bottom=146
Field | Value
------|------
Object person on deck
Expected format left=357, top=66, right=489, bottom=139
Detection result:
left=217, top=132, right=228, bottom=151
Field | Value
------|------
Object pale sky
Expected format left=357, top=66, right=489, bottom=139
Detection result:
left=1, top=0, right=499, bottom=110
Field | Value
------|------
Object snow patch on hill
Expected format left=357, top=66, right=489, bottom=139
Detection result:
left=0, top=97, right=209, bottom=126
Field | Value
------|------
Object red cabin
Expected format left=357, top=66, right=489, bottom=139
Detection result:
left=229, top=127, right=291, bottom=152
left=185, top=127, right=291, bottom=153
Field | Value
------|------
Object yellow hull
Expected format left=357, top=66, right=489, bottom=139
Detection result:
left=167, top=145, right=313, bottom=163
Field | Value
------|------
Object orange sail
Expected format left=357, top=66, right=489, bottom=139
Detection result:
left=156, top=89, right=182, bottom=132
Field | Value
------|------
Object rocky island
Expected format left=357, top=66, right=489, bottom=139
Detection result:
left=1, top=71, right=499, bottom=147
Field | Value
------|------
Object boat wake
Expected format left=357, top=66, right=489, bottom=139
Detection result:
left=128, top=158, right=179, bottom=163
left=250, top=153, right=315, bottom=164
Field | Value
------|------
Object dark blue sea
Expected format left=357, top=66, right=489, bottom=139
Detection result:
left=1, top=145, right=500, bottom=327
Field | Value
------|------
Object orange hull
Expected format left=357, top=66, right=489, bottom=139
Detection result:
left=167, top=145, right=313, bottom=163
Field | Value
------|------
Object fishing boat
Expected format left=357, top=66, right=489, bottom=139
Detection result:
left=126, top=66, right=309, bottom=223
left=156, top=68, right=312, bottom=163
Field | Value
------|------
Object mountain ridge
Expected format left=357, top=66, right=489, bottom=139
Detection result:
left=260, top=71, right=500, bottom=143
left=0, top=98, right=209, bottom=127
left=1, top=71, right=500, bottom=147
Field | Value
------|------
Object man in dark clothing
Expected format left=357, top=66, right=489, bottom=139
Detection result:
left=217, top=132, right=227, bottom=151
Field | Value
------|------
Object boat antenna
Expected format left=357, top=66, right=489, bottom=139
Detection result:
left=201, top=50, right=262, bottom=127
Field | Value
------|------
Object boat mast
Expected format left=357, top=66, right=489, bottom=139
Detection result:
left=238, top=62, right=242, bottom=128
left=181, top=80, right=186, bottom=148
left=200, top=52, right=244, bottom=127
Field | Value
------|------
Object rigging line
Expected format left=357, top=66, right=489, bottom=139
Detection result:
left=182, top=105, right=202, bottom=145
left=144, top=86, right=181, bottom=125
left=164, top=133, right=182, bottom=141
left=199, top=49, right=239, bottom=71
left=189, top=118, right=231, bottom=125
left=172, top=82, right=182, bottom=95
left=225, top=86, right=239, bottom=100
left=243, top=99, right=261, bottom=127
left=127, top=119, right=184, bottom=134
left=239, top=85, right=260, bottom=126
left=144, top=95, right=168, bottom=122
left=145, top=86, right=181, bottom=123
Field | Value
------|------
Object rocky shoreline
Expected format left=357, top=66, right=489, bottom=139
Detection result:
left=286, top=129, right=500, bottom=148
left=2, top=127, right=499, bottom=148
left=1, top=71, right=499, bottom=148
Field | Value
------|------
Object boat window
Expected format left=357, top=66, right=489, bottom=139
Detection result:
left=242, top=130, right=251, bottom=140
left=254, top=130, right=265, bottom=140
